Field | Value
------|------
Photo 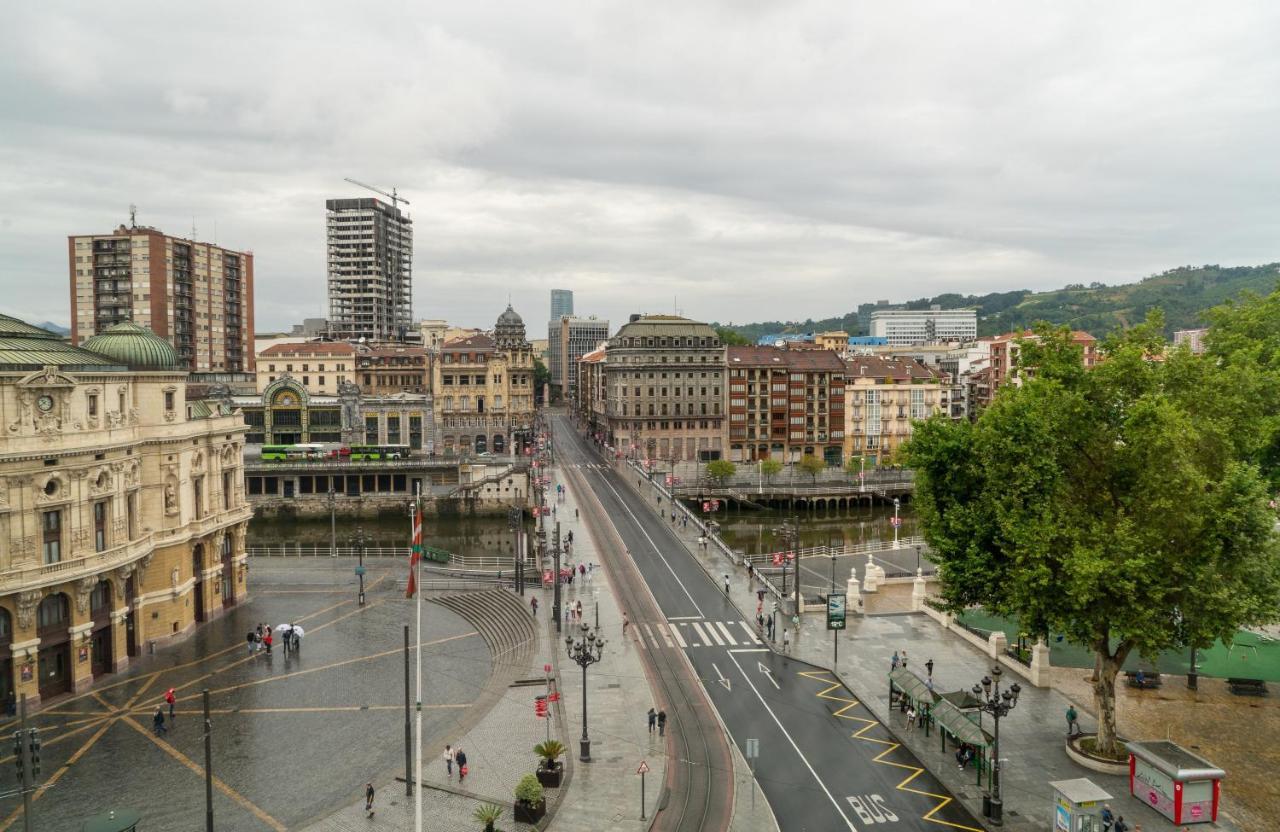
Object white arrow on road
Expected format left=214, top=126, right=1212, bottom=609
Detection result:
left=712, top=662, right=732, bottom=691
left=758, top=661, right=780, bottom=690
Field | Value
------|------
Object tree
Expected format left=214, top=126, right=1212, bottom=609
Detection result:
left=473, top=803, right=503, bottom=832
left=843, top=455, right=870, bottom=480
left=533, top=358, right=551, bottom=403
left=534, top=739, right=565, bottom=769
left=798, top=453, right=826, bottom=483
left=760, top=458, right=783, bottom=483
left=716, top=327, right=751, bottom=346
left=706, top=459, right=736, bottom=484
left=905, top=320, right=1280, bottom=758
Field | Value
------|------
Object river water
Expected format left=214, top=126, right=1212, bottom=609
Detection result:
left=248, top=496, right=918, bottom=561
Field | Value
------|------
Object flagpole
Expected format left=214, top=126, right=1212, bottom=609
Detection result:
left=413, top=482, right=424, bottom=832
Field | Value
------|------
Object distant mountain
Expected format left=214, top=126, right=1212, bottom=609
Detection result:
left=38, top=321, right=70, bottom=337
left=718, top=263, right=1280, bottom=341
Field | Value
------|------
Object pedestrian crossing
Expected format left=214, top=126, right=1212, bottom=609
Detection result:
left=567, top=463, right=611, bottom=470
left=629, top=619, right=765, bottom=650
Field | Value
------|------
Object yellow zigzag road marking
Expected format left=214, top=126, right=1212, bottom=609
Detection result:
left=798, top=670, right=983, bottom=832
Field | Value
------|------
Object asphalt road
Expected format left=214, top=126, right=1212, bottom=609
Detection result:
left=553, top=415, right=983, bottom=832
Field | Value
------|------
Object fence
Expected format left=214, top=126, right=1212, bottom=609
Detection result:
left=245, top=545, right=514, bottom=571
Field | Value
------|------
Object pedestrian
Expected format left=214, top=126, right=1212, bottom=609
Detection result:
left=575, top=600, right=583, bottom=621
left=531, top=597, right=538, bottom=616
left=365, top=782, right=375, bottom=817
left=263, top=629, right=273, bottom=655
left=1101, top=804, right=1114, bottom=831
left=246, top=630, right=256, bottom=656
left=579, top=563, right=586, bottom=580
left=723, top=574, right=730, bottom=594
left=1066, top=705, right=1080, bottom=737
left=657, top=710, right=667, bottom=737
left=900, top=649, right=908, bottom=669
left=767, top=614, right=775, bottom=641
left=575, top=508, right=579, bottom=520
left=925, top=658, right=934, bottom=678
left=747, top=562, right=754, bottom=580
left=291, top=625, right=301, bottom=653
left=282, top=625, right=291, bottom=655
left=1113, top=816, right=1128, bottom=832
left=165, top=688, right=176, bottom=722
left=757, top=612, right=765, bottom=632
left=456, top=748, right=468, bottom=782
left=647, top=708, right=656, bottom=733
left=444, top=744, right=454, bottom=777
left=782, top=628, right=791, bottom=654
left=623, top=613, right=630, bottom=635
left=153, top=705, right=167, bottom=735
left=891, top=650, right=900, bottom=671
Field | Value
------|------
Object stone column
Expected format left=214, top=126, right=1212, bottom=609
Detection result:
left=1029, top=637, right=1052, bottom=688
left=911, top=568, right=927, bottom=611
left=110, top=609, right=130, bottom=673
left=10, top=640, right=40, bottom=709
left=846, top=568, right=864, bottom=615
left=987, top=630, right=1007, bottom=661
left=70, top=622, right=94, bottom=693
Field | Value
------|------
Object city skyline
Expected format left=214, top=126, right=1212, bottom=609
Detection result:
left=3, top=4, right=1280, bottom=332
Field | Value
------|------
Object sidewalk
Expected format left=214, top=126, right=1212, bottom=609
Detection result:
left=545, top=459, right=778, bottom=832
left=616, top=459, right=1240, bottom=832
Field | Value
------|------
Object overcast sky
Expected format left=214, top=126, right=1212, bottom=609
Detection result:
left=2, top=2, right=1278, bottom=333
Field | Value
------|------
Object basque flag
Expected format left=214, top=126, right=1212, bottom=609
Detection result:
left=407, top=508, right=423, bottom=598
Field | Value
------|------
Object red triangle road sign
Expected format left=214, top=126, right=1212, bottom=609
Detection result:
left=636, top=761, right=650, bottom=775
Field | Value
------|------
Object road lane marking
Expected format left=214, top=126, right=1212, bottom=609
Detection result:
left=713, top=663, right=732, bottom=691
left=726, top=652, right=859, bottom=831
left=757, top=661, right=781, bottom=689
left=594, top=474, right=705, bottom=617
left=729, top=648, right=770, bottom=653
left=739, top=621, right=764, bottom=644
left=659, top=625, right=674, bottom=647
left=668, top=623, right=687, bottom=648
left=716, top=622, right=738, bottom=645
left=694, top=621, right=722, bottom=646
left=667, top=615, right=703, bottom=620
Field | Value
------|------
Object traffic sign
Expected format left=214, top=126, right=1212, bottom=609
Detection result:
left=891, top=517, right=902, bottom=527
left=772, top=553, right=782, bottom=566
left=636, top=760, right=650, bottom=775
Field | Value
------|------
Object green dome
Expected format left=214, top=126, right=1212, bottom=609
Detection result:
left=81, top=322, right=181, bottom=370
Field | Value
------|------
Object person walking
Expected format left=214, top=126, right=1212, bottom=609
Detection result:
left=757, top=612, right=765, bottom=632
left=891, top=650, right=900, bottom=671
left=153, top=706, right=167, bottom=735
left=766, top=614, right=775, bottom=641
left=1066, top=705, right=1080, bottom=737
left=364, top=782, right=375, bottom=817
left=263, top=629, right=273, bottom=655
left=657, top=710, right=667, bottom=737
left=782, top=628, right=791, bottom=654
left=747, top=562, right=754, bottom=580
left=282, top=625, right=291, bottom=655
left=246, top=630, right=256, bottom=656
left=1101, top=804, right=1114, bottom=831
left=531, top=597, right=538, bottom=617
left=647, top=708, right=657, bottom=734
left=622, top=613, right=630, bottom=635
left=1113, top=816, right=1129, bottom=832
left=575, top=600, right=583, bottom=621
left=723, top=574, right=730, bottom=594
left=456, top=748, right=469, bottom=783
left=444, top=744, right=455, bottom=777
left=165, top=688, right=176, bottom=722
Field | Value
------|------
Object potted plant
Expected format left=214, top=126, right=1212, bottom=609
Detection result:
left=513, top=774, right=546, bottom=824
left=472, top=803, right=503, bottom=832
left=533, top=739, right=565, bottom=788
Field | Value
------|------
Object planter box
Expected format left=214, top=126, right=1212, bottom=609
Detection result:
left=514, top=800, right=546, bottom=824
left=536, top=764, right=563, bottom=788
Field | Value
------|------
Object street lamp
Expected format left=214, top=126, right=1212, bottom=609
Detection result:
left=773, top=518, right=800, bottom=615
left=508, top=506, right=524, bottom=595
left=350, top=526, right=368, bottom=606
left=892, top=497, right=901, bottom=550
left=565, top=621, right=606, bottom=762
left=971, top=665, right=1021, bottom=826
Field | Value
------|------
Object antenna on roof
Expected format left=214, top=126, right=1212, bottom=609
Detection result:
left=128, top=204, right=137, bottom=229
left=192, top=217, right=197, bottom=240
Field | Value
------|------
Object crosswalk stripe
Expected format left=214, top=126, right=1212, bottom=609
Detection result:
left=643, top=624, right=658, bottom=650
left=739, top=621, right=763, bottom=644
left=668, top=623, right=687, bottom=648
left=716, top=622, right=738, bottom=645
left=660, top=624, right=674, bottom=647
left=695, top=621, right=723, bottom=647
left=689, top=622, right=710, bottom=646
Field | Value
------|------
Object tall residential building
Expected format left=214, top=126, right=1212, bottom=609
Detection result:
left=842, top=355, right=944, bottom=464
left=326, top=197, right=413, bottom=342
left=604, top=314, right=726, bottom=462
left=549, top=316, right=609, bottom=401
left=869, top=306, right=977, bottom=346
left=0, top=315, right=251, bottom=706
left=550, top=289, right=574, bottom=322
left=725, top=345, right=846, bottom=464
left=69, top=224, right=255, bottom=372
left=1173, top=328, right=1208, bottom=354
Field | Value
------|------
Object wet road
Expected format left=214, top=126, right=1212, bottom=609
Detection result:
left=554, top=415, right=982, bottom=832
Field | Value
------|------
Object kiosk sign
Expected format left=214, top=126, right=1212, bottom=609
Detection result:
left=827, top=593, right=847, bottom=630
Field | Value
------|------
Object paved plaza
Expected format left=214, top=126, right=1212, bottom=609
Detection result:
left=0, top=561, right=492, bottom=831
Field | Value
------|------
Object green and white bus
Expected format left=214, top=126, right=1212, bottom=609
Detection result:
left=347, top=444, right=411, bottom=461
left=260, top=443, right=329, bottom=462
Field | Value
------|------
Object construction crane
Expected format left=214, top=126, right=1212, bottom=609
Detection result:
left=343, top=178, right=410, bottom=211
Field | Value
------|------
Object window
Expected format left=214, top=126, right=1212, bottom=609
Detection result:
left=223, top=471, right=233, bottom=510
left=366, top=416, right=379, bottom=443
left=164, top=391, right=175, bottom=411
left=42, top=510, right=61, bottom=563
left=127, top=492, right=137, bottom=539
left=87, top=393, right=98, bottom=417
left=193, top=476, right=204, bottom=520
left=94, top=500, right=109, bottom=551
left=387, top=415, right=401, bottom=444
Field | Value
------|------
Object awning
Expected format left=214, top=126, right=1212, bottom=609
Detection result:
left=889, top=668, right=939, bottom=705
left=932, top=698, right=991, bottom=748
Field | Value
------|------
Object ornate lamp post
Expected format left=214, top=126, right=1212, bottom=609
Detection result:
left=565, top=622, right=606, bottom=762
left=971, top=665, right=1020, bottom=825
left=350, top=526, right=368, bottom=606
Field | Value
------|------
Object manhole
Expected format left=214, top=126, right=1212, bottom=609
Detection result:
left=603, top=683, right=621, bottom=689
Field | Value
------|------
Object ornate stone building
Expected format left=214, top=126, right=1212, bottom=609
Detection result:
left=433, top=306, right=536, bottom=456
left=0, top=317, right=251, bottom=708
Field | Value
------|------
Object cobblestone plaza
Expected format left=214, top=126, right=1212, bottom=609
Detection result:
left=0, top=560, right=491, bottom=831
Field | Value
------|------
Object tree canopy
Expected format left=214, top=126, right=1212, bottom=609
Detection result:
left=905, top=318, right=1280, bottom=756
left=706, top=459, right=736, bottom=484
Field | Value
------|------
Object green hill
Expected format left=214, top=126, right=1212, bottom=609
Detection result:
left=719, top=263, right=1280, bottom=341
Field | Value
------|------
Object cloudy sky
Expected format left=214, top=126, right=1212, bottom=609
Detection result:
left=2, top=2, right=1278, bottom=332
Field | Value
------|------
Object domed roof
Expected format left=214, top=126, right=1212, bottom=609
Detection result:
left=496, top=304, right=523, bottom=326
left=0, top=314, right=61, bottom=339
left=81, top=322, right=181, bottom=370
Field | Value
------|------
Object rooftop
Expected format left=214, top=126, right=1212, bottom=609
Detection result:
left=727, top=345, right=846, bottom=371
left=842, top=354, right=941, bottom=380
left=0, top=315, right=127, bottom=371
left=259, top=341, right=356, bottom=357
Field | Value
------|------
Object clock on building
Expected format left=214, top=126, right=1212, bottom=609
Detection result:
left=36, top=395, right=54, bottom=413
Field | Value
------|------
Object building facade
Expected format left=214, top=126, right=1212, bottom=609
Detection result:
left=0, top=316, right=251, bottom=708
left=869, top=307, right=977, bottom=346
left=1173, top=328, right=1208, bottom=354
left=575, top=347, right=608, bottom=436
left=843, top=355, right=944, bottom=464
left=433, top=307, right=536, bottom=456
left=69, top=223, right=255, bottom=372
left=548, top=316, right=609, bottom=401
left=726, top=346, right=846, bottom=464
left=256, top=341, right=356, bottom=395
left=356, top=345, right=429, bottom=395
left=976, top=329, right=1099, bottom=410
left=604, top=315, right=725, bottom=462
left=326, top=197, right=414, bottom=342
left=550, top=289, right=574, bottom=322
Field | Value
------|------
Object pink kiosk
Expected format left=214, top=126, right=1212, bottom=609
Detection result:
left=1127, top=741, right=1224, bottom=825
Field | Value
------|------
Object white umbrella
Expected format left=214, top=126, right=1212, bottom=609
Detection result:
left=276, top=624, right=293, bottom=633
left=289, top=625, right=305, bottom=639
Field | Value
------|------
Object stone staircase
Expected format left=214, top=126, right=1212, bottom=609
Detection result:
left=433, top=588, right=537, bottom=672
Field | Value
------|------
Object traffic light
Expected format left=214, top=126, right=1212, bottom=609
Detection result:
left=27, top=730, right=40, bottom=777
left=12, top=731, right=23, bottom=782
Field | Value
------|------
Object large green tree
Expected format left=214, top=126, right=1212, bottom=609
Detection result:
left=905, top=321, right=1280, bottom=757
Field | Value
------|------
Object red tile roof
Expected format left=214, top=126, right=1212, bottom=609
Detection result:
left=727, top=345, right=846, bottom=371
left=259, top=341, right=355, bottom=356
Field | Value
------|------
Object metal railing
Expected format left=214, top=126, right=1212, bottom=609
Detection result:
left=743, top=536, right=927, bottom=565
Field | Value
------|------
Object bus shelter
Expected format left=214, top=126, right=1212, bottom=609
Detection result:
left=1128, top=741, right=1224, bottom=825
left=932, top=696, right=993, bottom=788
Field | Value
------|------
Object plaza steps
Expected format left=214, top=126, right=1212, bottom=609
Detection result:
left=433, top=588, right=537, bottom=670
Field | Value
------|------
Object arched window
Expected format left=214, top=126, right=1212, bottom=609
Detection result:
left=91, top=581, right=111, bottom=614
left=37, top=594, right=69, bottom=634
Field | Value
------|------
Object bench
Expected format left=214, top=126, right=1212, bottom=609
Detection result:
left=1227, top=678, right=1267, bottom=696
left=1125, top=671, right=1162, bottom=689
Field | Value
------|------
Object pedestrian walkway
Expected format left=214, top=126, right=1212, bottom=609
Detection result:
left=613, top=457, right=1241, bottom=832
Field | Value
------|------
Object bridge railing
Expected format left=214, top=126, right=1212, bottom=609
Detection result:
left=245, top=545, right=515, bottom=571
